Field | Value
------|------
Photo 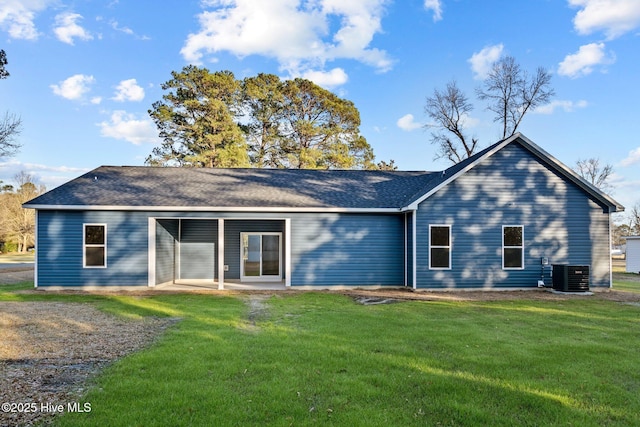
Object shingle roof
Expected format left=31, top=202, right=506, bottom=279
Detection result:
left=23, top=133, right=624, bottom=213
left=24, top=166, right=441, bottom=210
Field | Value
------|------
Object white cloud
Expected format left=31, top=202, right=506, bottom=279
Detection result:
left=0, top=160, right=90, bottom=189
left=557, top=42, right=615, bottom=78
left=53, top=12, right=93, bottom=45
left=98, top=111, right=159, bottom=145
left=459, top=114, right=480, bottom=129
left=621, top=146, right=640, bottom=167
left=569, top=0, right=640, bottom=39
left=397, top=114, right=422, bottom=131
left=424, top=0, right=443, bottom=22
left=110, top=20, right=133, bottom=35
left=0, top=0, right=55, bottom=40
left=300, top=68, right=348, bottom=88
left=110, top=20, right=150, bottom=40
left=180, top=0, right=393, bottom=83
left=50, top=74, right=95, bottom=100
left=91, top=96, right=102, bottom=105
left=468, top=44, right=504, bottom=80
left=533, top=99, right=588, bottom=114
left=112, top=79, right=145, bottom=102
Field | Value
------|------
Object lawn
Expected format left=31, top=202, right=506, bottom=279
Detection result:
left=2, top=284, right=640, bottom=426
left=0, top=252, right=34, bottom=263
left=612, top=274, right=640, bottom=293
left=613, top=280, right=640, bottom=293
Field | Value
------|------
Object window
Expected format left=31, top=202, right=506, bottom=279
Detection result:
left=84, top=224, right=106, bottom=268
left=503, top=225, right=523, bottom=269
left=241, top=232, right=282, bottom=281
left=429, top=225, right=451, bottom=269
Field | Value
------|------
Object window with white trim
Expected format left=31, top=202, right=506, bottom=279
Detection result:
left=84, top=224, right=107, bottom=268
left=429, top=225, right=451, bottom=269
left=240, top=232, right=282, bottom=281
left=502, top=225, right=523, bottom=269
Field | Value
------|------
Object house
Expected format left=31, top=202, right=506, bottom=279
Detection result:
left=23, top=133, right=624, bottom=290
left=625, top=236, right=640, bottom=274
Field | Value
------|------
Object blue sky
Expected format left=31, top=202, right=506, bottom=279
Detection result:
left=0, top=0, right=639, bottom=217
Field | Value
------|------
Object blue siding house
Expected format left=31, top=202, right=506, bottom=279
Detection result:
left=24, top=134, right=623, bottom=290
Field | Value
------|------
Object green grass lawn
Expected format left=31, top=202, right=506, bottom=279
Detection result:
left=612, top=280, right=640, bottom=293
left=2, top=283, right=640, bottom=426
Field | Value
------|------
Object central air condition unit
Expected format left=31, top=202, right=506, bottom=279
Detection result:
left=552, top=265, right=590, bottom=292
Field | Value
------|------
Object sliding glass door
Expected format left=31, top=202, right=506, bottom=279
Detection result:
left=241, top=233, right=282, bottom=281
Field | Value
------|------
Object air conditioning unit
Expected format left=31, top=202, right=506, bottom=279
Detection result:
left=552, top=265, right=590, bottom=292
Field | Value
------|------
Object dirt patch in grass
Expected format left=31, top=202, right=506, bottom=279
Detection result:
left=241, top=294, right=271, bottom=332
left=341, top=286, right=640, bottom=303
left=0, top=267, right=33, bottom=285
left=0, top=302, right=177, bottom=427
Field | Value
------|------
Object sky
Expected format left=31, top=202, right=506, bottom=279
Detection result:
left=0, top=0, right=639, bottom=219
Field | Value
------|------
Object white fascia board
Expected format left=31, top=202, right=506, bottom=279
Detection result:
left=24, top=205, right=402, bottom=213
left=402, top=134, right=519, bottom=211
left=400, top=132, right=624, bottom=213
left=515, top=134, right=624, bottom=213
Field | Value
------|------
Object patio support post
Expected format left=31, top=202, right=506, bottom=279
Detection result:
left=412, top=209, right=417, bottom=290
left=285, top=218, right=291, bottom=287
left=218, top=218, right=225, bottom=290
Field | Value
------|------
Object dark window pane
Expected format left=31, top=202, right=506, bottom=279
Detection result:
left=85, top=225, right=105, bottom=244
left=431, top=226, right=450, bottom=246
left=504, top=227, right=522, bottom=246
left=85, top=247, right=105, bottom=267
left=262, top=235, right=280, bottom=276
left=504, top=248, right=523, bottom=268
left=431, top=248, right=450, bottom=268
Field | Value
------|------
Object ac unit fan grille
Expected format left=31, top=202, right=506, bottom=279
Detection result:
left=552, top=265, right=590, bottom=292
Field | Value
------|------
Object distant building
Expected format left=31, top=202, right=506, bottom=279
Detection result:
left=626, top=236, right=640, bottom=274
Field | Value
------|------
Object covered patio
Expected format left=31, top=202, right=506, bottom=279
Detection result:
left=149, top=217, right=291, bottom=290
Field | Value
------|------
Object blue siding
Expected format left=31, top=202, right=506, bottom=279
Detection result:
left=36, top=210, right=407, bottom=288
left=290, top=213, right=404, bottom=286
left=37, top=211, right=149, bottom=287
left=415, top=142, right=611, bottom=289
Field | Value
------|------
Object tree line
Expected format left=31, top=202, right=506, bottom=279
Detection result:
left=0, top=172, right=45, bottom=253
left=1, top=48, right=640, bottom=252
left=0, top=50, right=42, bottom=253
left=147, top=66, right=394, bottom=170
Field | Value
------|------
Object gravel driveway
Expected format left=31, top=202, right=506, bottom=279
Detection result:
left=0, top=301, right=177, bottom=427
left=0, top=266, right=33, bottom=286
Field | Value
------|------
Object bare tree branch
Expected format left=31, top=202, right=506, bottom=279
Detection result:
left=0, top=172, right=45, bottom=253
left=0, top=49, right=22, bottom=159
left=0, top=111, right=22, bottom=159
left=424, top=56, right=554, bottom=164
left=477, top=56, right=554, bottom=139
left=574, top=157, right=614, bottom=195
left=424, top=81, right=478, bottom=163
left=629, top=202, right=640, bottom=235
